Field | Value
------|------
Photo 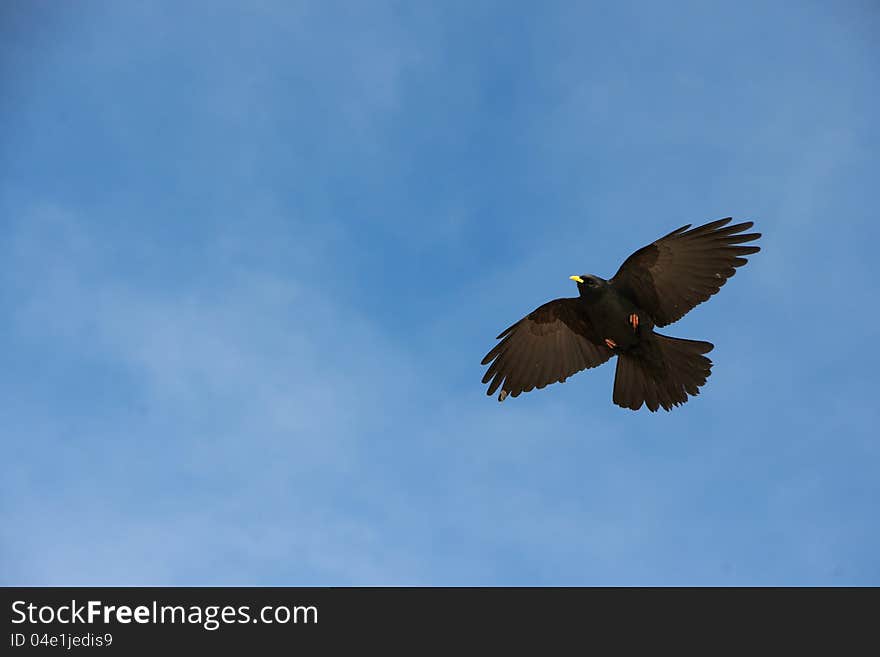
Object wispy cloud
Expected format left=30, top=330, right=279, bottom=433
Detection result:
left=2, top=205, right=426, bottom=584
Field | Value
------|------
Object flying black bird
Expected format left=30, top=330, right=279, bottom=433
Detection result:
left=480, top=217, right=761, bottom=411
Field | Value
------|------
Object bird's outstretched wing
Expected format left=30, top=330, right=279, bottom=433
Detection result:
left=481, top=298, right=613, bottom=401
left=610, top=217, right=760, bottom=327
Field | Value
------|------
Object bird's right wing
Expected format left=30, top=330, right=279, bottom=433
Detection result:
left=481, top=298, right=613, bottom=401
left=609, top=217, right=761, bottom=327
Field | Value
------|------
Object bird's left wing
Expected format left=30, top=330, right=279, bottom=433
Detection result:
left=481, top=298, right=613, bottom=401
left=610, top=217, right=761, bottom=327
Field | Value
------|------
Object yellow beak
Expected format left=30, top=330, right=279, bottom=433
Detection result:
left=569, top=275, right=584, bottom=284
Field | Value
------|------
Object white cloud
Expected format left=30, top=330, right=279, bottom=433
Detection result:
left=2, top=205, right=429, bottom=584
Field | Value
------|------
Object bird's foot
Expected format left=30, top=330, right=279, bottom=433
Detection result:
left=629, top=314, right=639, bottom=331
left=604, top=338, right=617, bottom=349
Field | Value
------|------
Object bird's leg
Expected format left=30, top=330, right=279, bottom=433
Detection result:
left=604, top=338, right=617, bottom=349
left=629, top=313, right=639, bottom=331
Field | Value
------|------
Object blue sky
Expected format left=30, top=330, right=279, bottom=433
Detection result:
left=2, top=0, right=878, bottom=585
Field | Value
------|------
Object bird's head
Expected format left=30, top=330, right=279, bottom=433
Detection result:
left=569, top=274, right=606, bottom=297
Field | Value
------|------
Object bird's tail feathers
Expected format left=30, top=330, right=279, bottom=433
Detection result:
left=613, top=333, right=713, bottom=412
